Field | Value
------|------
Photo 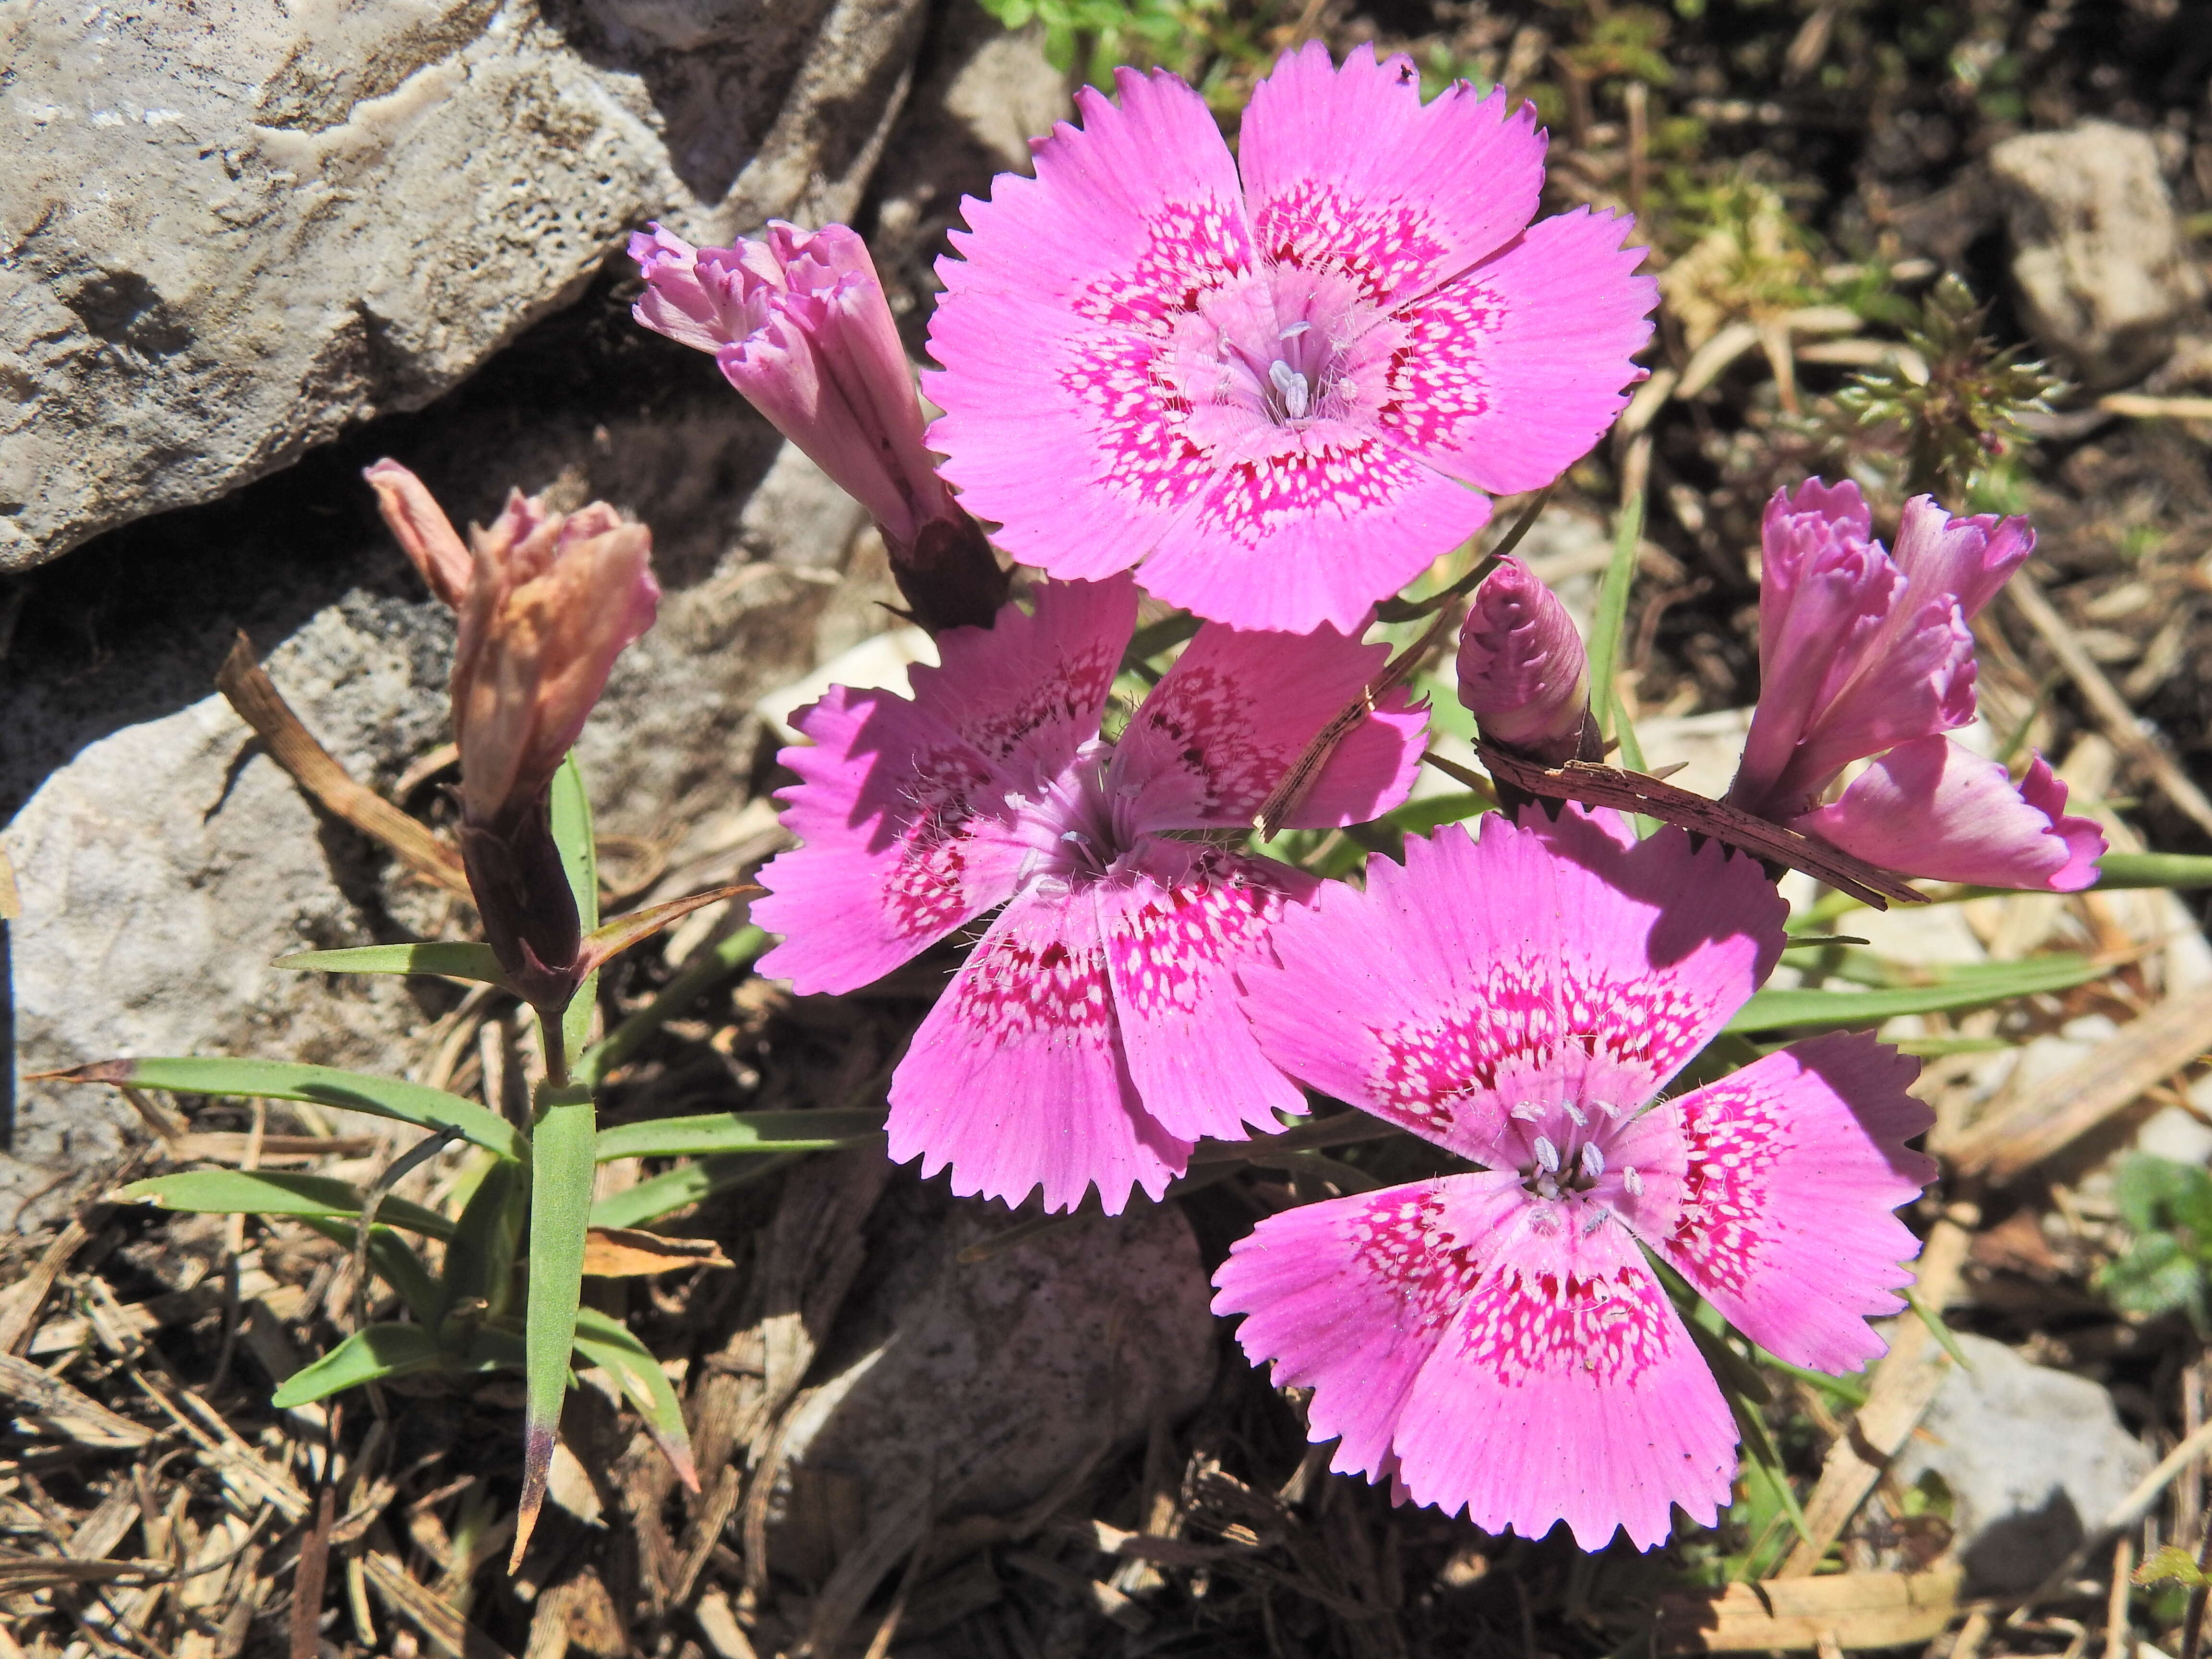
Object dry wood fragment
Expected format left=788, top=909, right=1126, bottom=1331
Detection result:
left=216, top=632, right=472, bottom=896
left=363, top=1550, right=517, bottom=1659
left=0, top=1354, right=155, bottom=1449
left=1945, top=985, right=2212, bottom=1181
left=1775, top=1203, right=1977, bottom=1576
left=1476, top=743, right=1924, bottom=908
left=2007, top=575, right=2212, bottom=841
left=1654, top=1567, right=1962, bottom=1653
left=2100, top=394, right=2212, bottom=421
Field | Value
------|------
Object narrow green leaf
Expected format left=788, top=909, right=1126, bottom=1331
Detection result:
left=47, top=1057, right=524, bottom=1161
left=1750, top=1345, right=1871, bottom=1410
left=276, top=942, right=508, bottom=986
left=443, top=1157, right=524, bottom=1315
left=1120, top=613, right=1201, bottom=672
left=550, top=754, right=600, bottom=1075
left=517, top=1079, right=596, bottom=1567
left=577, top=886, right=753, bottom=979
left=577, top=925, right=770, bottom=1088
left=593, top=1107, right=887, bottom=1163
left=269, top=1323, right=451, bottom=1408
left=1585, top=492, right=1644, bottom=745
left=119, top=1170, right=454, bottom=1239
left=1906, top=1286, right=1972, bottom=1370
left=1727, top=953, right=2106, bottom=1032
left=571, top=1306, right=699, bottom=1491
left=1385, top=791, right=1495, bottom=837
left=1688, top=1322, right=1813, bottom=1549
left=588, top=1152, right=799, bottom=1230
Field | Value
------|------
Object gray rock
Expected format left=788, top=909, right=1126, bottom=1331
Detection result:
left=765, top=1179, right=1217, bottom=1585
left=0, top=0, right=926, bottom=572
left=1989, top=121, right=2207, bottom=389
left=1891, top=1331, right=2152, bottom=1594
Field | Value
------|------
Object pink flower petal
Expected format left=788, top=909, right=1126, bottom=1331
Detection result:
left=1654, top=1034, right=1936, bottom=1374
left=1134, top=441, right=1495, bottom=633
left=1888, top=493, right=2034, bottom=622
left=1391, top=1194, right=1738, bottom=1550
left=939, top=67, right=1252, bottom=327
left=1791, top=735, right=2107, bottom=892
left=1216, top=1172, right=1737, bottom=1551
left=1242, top=814, right=1784, bottom=1163
left=1212, top=1175, right=1513, bottom=1478
left=1100, top=843, right=1314, bottom=1143
left=909, top=575, right=1137, bottom=783
left=1376, top=208, right=1656, bottom=496
left=1238, top=43, right=1545, bottom=310
left=754, top=577, right=1135, bottom=993
left=751, top=685, right=1027, bottom=994
left=888, top=887, right=1190, bottom=1215
left=1110, top=616, right=1423, bottom=831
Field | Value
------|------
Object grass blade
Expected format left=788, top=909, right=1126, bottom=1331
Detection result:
left=276, top=942, right=508, bottom=986
left=514, top=1079, right=595, bottom=1571
left=1727, top=953, right=2106, bottom=1033
left=550, top=755, right=599, bottom=1075
left=593, top=1108, right=887, bottom=1162
left=1585, top=491, right=1644, bottom=746
left=587, top=1152, right=799, bottom=1229
left=41, top=1057, right=523, bottom=1160
left=571, top=1306, right=699, bottom=1492
left=270, top=1323, right=449, bottom=1408
left=119, top=1170, right=454, bottom=1239
left=577, top=925, right=771, bottom=1088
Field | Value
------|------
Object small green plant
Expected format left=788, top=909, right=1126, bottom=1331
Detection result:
left=1838, top=273, right=2063, bottom=503
left=2098, top=1154, right=2212, bottom=1329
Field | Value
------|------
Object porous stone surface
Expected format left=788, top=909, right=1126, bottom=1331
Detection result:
left=1891, top=1331, right=2153, bottom=1594
left=0, top=0, right=926, bottom=572
left=765, top=1178, right=1218, bottom=1580
left=1989, top=120, right=2208, bottom=389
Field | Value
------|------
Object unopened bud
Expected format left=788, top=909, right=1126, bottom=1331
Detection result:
left=629, top=221, right=1005, bottom=632
left=367, top=462, right=661, bottom=1012
left=1455, top=558, right=1593, bottom=765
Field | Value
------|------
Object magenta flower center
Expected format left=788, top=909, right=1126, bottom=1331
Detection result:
left=1505, top=1100, right=1654, bottom=1237
left=1009, top=740, right=1135, bottom=886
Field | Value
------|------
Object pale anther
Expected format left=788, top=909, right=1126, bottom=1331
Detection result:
left=1510, top=1101, right=1542, bottom=1121
left=1580, top=1142, right=1604, bottom=1179
left=1278, top=321, right=1312, bottom=340
left=1563, top=1101, right=1587, bottom=1126
left=1622, top=1166, right=1643, bottom=1198
left=1532, top=1135, right=1560, bottom=1174
left=1267, top=360, right=1311, bottom=420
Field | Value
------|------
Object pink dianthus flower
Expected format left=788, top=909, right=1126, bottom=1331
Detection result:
left=1214, top=810, right=1935, bottom=1552
left=752, top=573, right=1425, bottom=1214
left=1727, top=480, right=2103, bottom=891
left=926, top=44, right=1657, bottom=635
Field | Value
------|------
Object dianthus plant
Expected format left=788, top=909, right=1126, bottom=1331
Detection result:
left=1214, top=809, right=1936, bottom=1551
left=926, top=43, right=1656, bottom=635
left=752, top=573, right=1424, bottom=1214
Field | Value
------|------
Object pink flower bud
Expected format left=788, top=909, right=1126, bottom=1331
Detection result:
left=630, top=221, right=947, bottom=543
left=1455, top=557, right=1593, bottom=763
left=629, top=221, right=1005, bottom=631
left=449, top=492, right=660, bottom=830
left=366, top=462, right=661, bottom=1012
